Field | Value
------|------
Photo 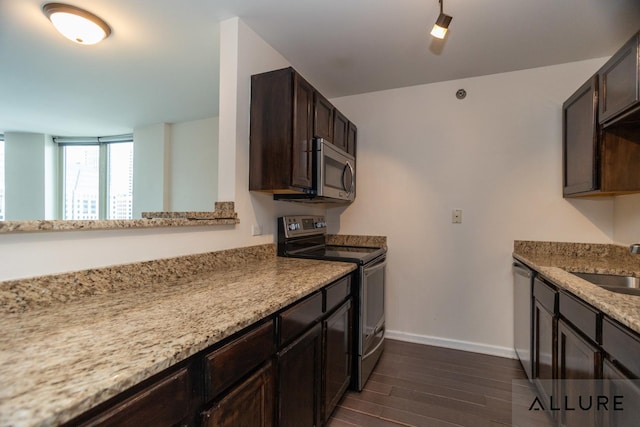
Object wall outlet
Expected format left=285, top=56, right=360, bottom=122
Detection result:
left=251, top=224, right=263, bottom=236
left=452, top=209, right=462, bottom=224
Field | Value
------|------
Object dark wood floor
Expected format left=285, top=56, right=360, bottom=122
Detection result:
left=328, top=339, right=553, bottom=427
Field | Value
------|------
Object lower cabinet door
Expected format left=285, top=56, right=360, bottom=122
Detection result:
left=533, top=299, right=556, bottom=403
left=557, top=319, right=599, bottom=427
left=323, top=299, right=352, bottom=422
left=277, top=323, right=322, bottom=427
left=201, top=361, right=274, bottom=427
left=601, top=359, right=640, bottom=427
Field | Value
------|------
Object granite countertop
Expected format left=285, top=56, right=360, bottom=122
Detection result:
left=513, top=241, right=640, bottom=334
left=0, top=247, right=357, bottom=427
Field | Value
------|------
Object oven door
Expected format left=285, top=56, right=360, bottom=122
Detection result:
left=360, top=256, right=387, bottom=376
left=316, top=139, right=355, bottom=201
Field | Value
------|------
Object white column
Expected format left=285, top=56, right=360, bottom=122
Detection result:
left=4, top=132, right=57, bottom=220
left=132, top=123, right=171, bottom=217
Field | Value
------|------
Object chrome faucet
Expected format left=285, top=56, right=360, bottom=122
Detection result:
left=630, top=244, right=640, bottom=254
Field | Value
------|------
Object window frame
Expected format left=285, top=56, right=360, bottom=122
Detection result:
left=56, top=134, right=133, bottom=220
left=0, top=134, right=4, bottom=221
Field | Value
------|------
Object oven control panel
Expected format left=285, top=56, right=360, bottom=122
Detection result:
left=280, top=215, right=327, bottom=238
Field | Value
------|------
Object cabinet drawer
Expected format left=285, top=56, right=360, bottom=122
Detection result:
left=559, top=291, right=599, bottom=343
left=533, top=278, right=557, bottom=313
left=204, top=320, right=275, bottom=401
left=79, top=366, right=191, bottom=427
left=602, top=317, right=640, bottom=378
left=325, top=275, right=351, bottom=313
left=280, top=291, right=323, bottom=345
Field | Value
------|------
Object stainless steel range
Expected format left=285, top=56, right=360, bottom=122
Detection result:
left=277, top=215, right=386, bottom=390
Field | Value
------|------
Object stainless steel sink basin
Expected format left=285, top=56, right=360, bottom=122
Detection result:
left=571, top=272, right=640, bottom=296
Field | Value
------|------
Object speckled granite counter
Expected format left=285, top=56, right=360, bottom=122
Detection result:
left=513, top=240, right=640, bottom=335
left=0, top=202, right=239, bottom=234
left=326, top=234, right=387, bottom=249
left=0, top=244, right=356, bottom=427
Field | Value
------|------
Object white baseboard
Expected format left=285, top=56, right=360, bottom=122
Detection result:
left=385, top=329, right=518, bottom=359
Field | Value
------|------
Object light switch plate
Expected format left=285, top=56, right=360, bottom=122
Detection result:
left=251, top=224, right=263, bottom=236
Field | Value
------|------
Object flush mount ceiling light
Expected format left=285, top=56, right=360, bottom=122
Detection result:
left=430, top=0, right=453, bottom=40
left=43, top=3, right=111, bottom=45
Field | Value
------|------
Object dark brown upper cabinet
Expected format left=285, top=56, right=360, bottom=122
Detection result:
left=250, top=67, right=358, bottom=195
left=347, top=121, right=357, bottom=157
left=563, top=76, right=599, bottom=196
left=314, top=93, right=334, bottom=141
left=599, top=32, right=640, bottom=126
left=563, top=33, right=640, bottom=198
left=250, top=67, right=314, bottom=193
left=333, top=109, right=349, bottom=153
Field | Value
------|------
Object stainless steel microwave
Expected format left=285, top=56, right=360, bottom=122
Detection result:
left=315, top=138, right=355, bottom=202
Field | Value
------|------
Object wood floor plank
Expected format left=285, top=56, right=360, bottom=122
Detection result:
left=384, top=341, right=523, bottom=371
left=369, top=371, right=513, bottom=403
left=347, top=389, right=504, bottom=427
left=377, top=352, right=527, bottom=382
left=328, top=339, right=545, bottom=427
left=330, top=406, right=411, bottom=426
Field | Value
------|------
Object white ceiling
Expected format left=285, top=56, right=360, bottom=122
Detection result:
left=1, top=0, right=639, bottom=136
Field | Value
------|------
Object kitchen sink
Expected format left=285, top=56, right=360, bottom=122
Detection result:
left=571, top=272, right=640, bottom=296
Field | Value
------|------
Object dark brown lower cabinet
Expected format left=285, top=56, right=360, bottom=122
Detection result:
left=534, top=299, right=556, bottom=403
left=533, top=278, right=557, bottom=405
left=323, top=299, right=352, bottom=422
left=557, top=319, right=600, bottom=427
left=201, top=361, right=274, bottom=427
left=601, top=358, right=640, bottom=427
left=277, top=323, right=323, bottom=427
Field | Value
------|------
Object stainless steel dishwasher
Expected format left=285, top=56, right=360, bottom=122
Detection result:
left=513, top=260, right=534, bottom=380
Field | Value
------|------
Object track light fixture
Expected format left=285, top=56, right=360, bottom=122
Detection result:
left=43, top=3, right=111, bottom=45
left=430, top=0, right=452, bottom=40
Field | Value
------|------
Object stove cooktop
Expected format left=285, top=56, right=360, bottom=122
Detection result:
left=289, top=245, right=385, bottom=265
left=277, top=215, right=386, bottom=265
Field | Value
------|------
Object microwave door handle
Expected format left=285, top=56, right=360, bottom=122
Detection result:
left=343, top=161, right=355, bottom=194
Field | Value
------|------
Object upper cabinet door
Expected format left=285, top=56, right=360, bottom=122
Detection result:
left=599, top=32, right=640, bottom=125
left=314, top=93, right=334, bottom=141
left=347, top=121, right=357, bottom=157
left=563, top=76, right=599, bottom=196
left=333, top=109, right=349, bottom=152
left=292, top=73, right=314, bottom=189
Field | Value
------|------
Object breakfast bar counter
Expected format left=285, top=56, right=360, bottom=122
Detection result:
left=0, top=244, right=356, bottom=427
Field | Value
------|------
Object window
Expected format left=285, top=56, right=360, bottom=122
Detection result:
left=57, top=135, right=133, bottom=220
left=0, top=134, right=4, bottom=221
left=107, top=141, right=134, bottom=220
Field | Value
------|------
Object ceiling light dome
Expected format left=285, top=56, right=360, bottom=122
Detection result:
left=43, top=3, right=111, bottom=45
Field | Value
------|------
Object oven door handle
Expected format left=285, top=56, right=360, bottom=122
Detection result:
left=363, top=324, right=385, bottom=359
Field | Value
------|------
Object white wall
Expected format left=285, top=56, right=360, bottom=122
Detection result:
left=327, top=58, right=614, bottom=356
left=133, top=123, right=171, bottom=217
left=613, top=194, right=640, bottom=245
left=170, top=117, right=219, bottom=211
